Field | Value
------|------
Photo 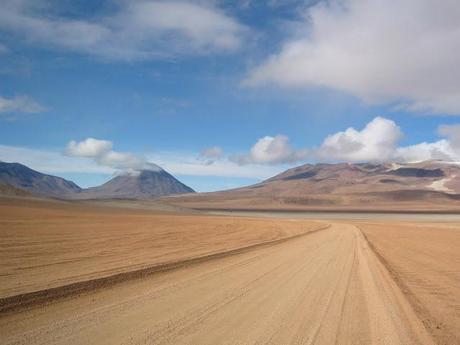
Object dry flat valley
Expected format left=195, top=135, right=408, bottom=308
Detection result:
left=0, top=197, right=460, bottom=344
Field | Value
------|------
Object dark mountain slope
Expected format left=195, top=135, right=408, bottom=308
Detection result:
left=0, top=162, right=81, bottom=197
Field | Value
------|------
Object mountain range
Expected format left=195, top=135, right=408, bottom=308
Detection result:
left=165, top=161, right=460, bottom=211
left=0, top=161, right=194, bottom=199
left=3, top=160, right=460, bottom=210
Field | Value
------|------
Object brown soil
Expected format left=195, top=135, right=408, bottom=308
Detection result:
left=164, top=192, right=460, bottom=212
left=357, top=220, right=460, bottom=345
left=0, top=222, right=434, bottom=345
left=1, top=198, right=459, bottom=344
left=0, top=197, right=322, bottom=299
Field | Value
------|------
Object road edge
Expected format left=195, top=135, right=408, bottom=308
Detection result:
left=0, top=224, right=330, bottom=314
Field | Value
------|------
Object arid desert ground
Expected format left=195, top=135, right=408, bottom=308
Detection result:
left=1, top=197, right=460, bottom=345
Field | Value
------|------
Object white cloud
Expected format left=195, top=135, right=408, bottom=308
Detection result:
left=438, top=124, right=460, bottom=149
left=119, top=1, right=244, bottom=52
left=231, top=135, right=308, bottom=165
left=395, top=124, right=460, bottom=162
left=317, top=116, right=402, bottom=162
left=246, top=0, right=460, bottom=115
left=395, top=140, right=455, bottom=163
left=96, top=151, right=147, bottom=170
left=65, top=138, right=155, bottom=171
left=0, top=0, right=246, bottom=60
left=199, top=146, right=224, bottom=165
left=0, top=145, right=113, bottom=174
left=201, top=146, right=224, bottom=159
left=0, top=143, right=282, bottom=182
left=315, top=117, right=460, bottom=163
left=149, top=151, right=282, bottom=179
left=0, top=95, right=46, bottom=114
left=66, top=138, right=112, bottom=158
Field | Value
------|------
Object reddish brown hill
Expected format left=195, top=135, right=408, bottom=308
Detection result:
left=165, top=161, right=460, bottom=211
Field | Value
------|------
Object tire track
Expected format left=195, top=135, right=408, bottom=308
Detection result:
left=358, top=225, right=456, bottom=345
left=0, top=224, right=330, bottom=314
left=0, top=223, right=437, bottom=345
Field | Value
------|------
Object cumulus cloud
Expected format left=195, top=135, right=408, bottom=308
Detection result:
left=199, top=146, right=224, bottom=165
left=438, top=125, right=460, bottom=149
left=66, top=138, right=112, bottom=158
left=65, top=138, right=158, bottom=171
left=0, top=95, right=46, bottom=114
left=246, top=0, right=460, bottom=115
left=317, top=117, right=402, bottom=162
left=0, top=145, right=113, bottom=175
left=395, top=124, right=460, bottom=162
left=231, top=135, right=308, bottom=165
left=97, top=151, right=148, bottom=171
left=395, top=140, right=455, bottom=163
left=315, top=117, right=460, bottom=163
left=0, top=0, right=246, bottom=60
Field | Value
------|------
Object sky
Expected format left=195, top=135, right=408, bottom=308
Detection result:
left=1, top=0, right=460, bottom=192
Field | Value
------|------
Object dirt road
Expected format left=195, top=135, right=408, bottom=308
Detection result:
left=0, top=198, right=321, bottom=299
left=0, top=223, right=434, bottom=345
left=359, top=221, right=460, bottom=344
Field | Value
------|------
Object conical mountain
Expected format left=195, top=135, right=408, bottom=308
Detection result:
left=78, top=168, right=195, bottom=199
left=0, top=161, right=194, bottom=199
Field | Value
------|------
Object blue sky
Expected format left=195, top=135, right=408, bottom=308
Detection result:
left=1, top=0, right=460, bottom=191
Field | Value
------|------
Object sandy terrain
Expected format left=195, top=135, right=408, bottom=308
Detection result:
left=358, top=220, right=460, bottom=345
left=165, top=192, right=460, bottom=212
left=0, top=197, right=323, bottom=301
left=0, top=198, right=459, bottom=344
left=1, top=223, right=434, bottom=345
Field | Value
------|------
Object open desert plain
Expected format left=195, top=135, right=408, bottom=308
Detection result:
left=2, top=0, right=460, bottom=344
left=1, top=195, right=460, bottom=345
